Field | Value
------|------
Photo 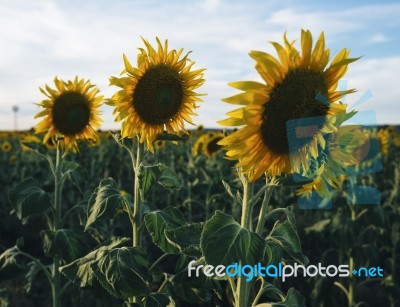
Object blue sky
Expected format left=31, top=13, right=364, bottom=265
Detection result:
left=0, top=0, right=399, bottom=130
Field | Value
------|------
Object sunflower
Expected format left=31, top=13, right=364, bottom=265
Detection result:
left=296, top=125, right=366, bottom=198
left=154, top=140, right=166, bottom=150
left=351, top=127, right=388, bottom=172
left=192, top=133, right=209, bottom=157
left=218, top=30, right=359, bottom=190
left=377, top=128, right=390, bottom=156
left=34, top=77, right=103, bottom=152
left=204, top=132, right=225, bottom=157
left=107, top=37, right=205, bottom=152
left=1, top=141, right=12, bottom=152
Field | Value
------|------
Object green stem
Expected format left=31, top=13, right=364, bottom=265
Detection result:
left=251, top=277, right=265, bottom=307
left=348, top=256, right=354, bottom=307
left=149, top=253, right=169, bottom=272
left=255, top=178, right=272, bottom=235
left=132, top=140, right=144, bottom=247
left=348, top=177, right=357, bottom=307
left=187, top=182, right=192, bottom=223
left=15, top=250, right=52, bottom=283
left=236, top=174, right=252, bottom=307
left=52, top=140, right=63, bottom=307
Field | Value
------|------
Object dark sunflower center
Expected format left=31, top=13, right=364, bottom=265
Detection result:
left=52, top=92, right=91, bottom=136
left=133, top=65, right=183, bottom=125
left=261, top=69, right=329, bottom=154
left=207, top=137, right=223, bottom=154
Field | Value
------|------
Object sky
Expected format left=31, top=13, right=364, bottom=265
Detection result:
left=0, top=0, right=399, bottom=130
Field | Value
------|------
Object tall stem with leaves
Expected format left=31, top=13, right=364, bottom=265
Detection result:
left=124, top=136, right=145, bottom=248
left=51, top=139, right=63, bottom=307
left=236, top=173, right=253, bottom=307
left=132, top=140, right=144, bottom=247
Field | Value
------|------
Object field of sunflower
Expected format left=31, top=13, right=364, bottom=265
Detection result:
left=0, top=32, right=399, bottom=307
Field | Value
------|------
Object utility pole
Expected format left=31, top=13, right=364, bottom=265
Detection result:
left=12, top=105, right=19, bottom=131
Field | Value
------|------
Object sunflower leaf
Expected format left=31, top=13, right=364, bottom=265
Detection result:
left=91, top=246, right=150, bottom=299
left=144, top=207, right=185, bottom=254
left=200, top=211, right=265, bottom=266
left=139, top=166, right=158, bottom=199
left=59, top=237, right=130, bottom=287
left=157, top=163, right=183, bottom=190
left=85, top=178, right=128, bottom=230
left=221, top=180, right=242, bottom=203
left=155, top=131, right=188, bottom=142
left=0, top=238, right=26, bottom=281
left=41, top=227, right=96, bottom=263
left=165, top=223, right=204, bottom=257
left=8, top=178, right=52, bottom=224
left=254, top=287, right=306, bottom=307
left=266, top=221, right=308, bottom=265
left=25, top=261, right=44, bottom=293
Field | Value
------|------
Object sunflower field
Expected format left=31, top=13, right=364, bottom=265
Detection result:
left=1, top=32, right=399, bottom=307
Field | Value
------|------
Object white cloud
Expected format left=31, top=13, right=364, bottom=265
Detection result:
left=0, top=0, right=399, bottom=131
left=369, top=34, right=390, bottom=43
left=345, top=56, right=400, bottom=125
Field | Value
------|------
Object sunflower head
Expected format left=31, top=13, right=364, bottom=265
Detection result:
left=192, top=133, right=209, bottom=157
left=218, top=30, right=360, bottom=197
left=204, top=132, right=225, bottom=157
left=154, top=140, right=166, bottom=150
left=1, top=141, right=12, bottom=153
left=107, top=37, right=205, bottom=152
left=377, top=128, right=390, bottom=156
left=34, top=76, right=103, bottom=152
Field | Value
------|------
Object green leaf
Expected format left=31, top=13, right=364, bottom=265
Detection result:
left=255, top=287, right=306, bottom=307
left=25, top=261, right=44, bottom=293
left=265, top=207, right=296, bottom=228
left=304, top=219, right=331, bottom=234
left=140, top=166, right=157, bottom=199
left=145, top=207, right=185, bottom=254
left=157, top=164, right=183, bottom=190
left=63, top=161, right=87, bottom=192
left=60, top=237, right=130, bottom=287
left=62, top=161, right=80, bottom=173
left=41, top=227, right=96, bottom=263
left=144, top=293, right=171, bottom=307
left=8, top=178, right=51, bottom=224
left=91, top=247, right=150, bottom=299
left=155, top=131, right=187, bottom=142
left=267, top=221, right=308, bottom=265
left=19, top=141, right=49, bottom=156
left=0, top=242, right=25, bottom=281
left=221, top=180, right=242, bottom=203
left=200, top=211, right=265, bottom=266
left=168, top=261, right=213, bottom=304
left=165, top=223, right=203, bottom=257
left=85, top=178, right=128, bottom=230
left=264, top=241, right=283, bottom=266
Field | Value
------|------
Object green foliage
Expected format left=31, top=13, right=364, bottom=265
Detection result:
left=1, top=129, right=399, bottom=306
left=60, top=237, right=130, bottom=287
left=85, top=178, right=129, bottom=230
left=140, top=163, right=183, bottom=199
left=255, top=288, right=306, bottom=307
left=201, top=211, right=265, bottom=266
left=165, top=223, right=203, bottom=257
left=0, top=238, right=25, bottom=281
left=92, top=246, right=150, bottom=299
left=8, top=178, right=52, bottom=224
left=144, top=207, right=185, bottom=254
left=41, top=227, right=96, bottom=263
